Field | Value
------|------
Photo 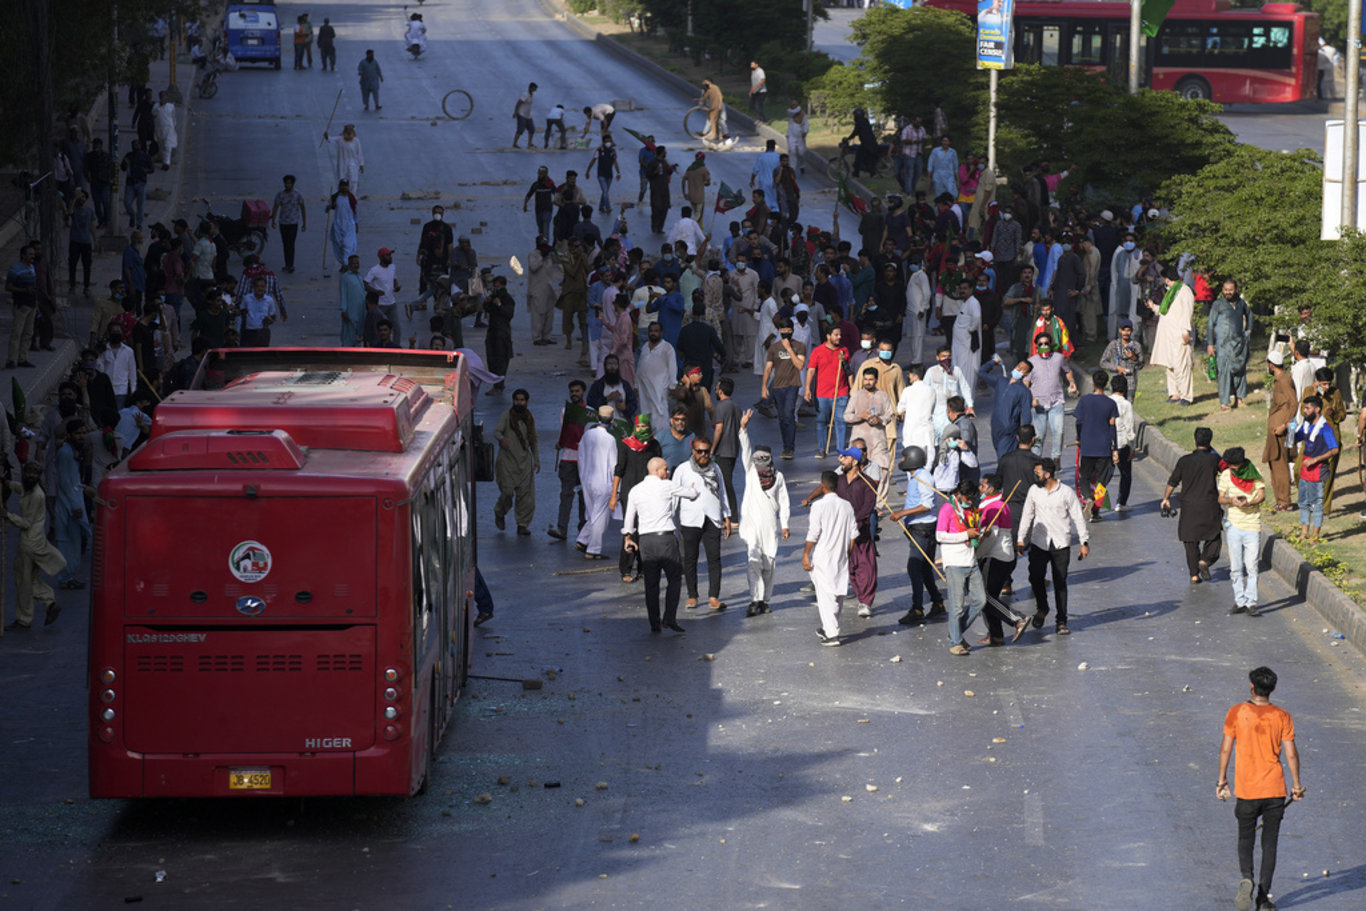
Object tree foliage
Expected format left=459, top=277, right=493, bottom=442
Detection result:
left=0, top=0, right=184, bottom=167
left=1157, top=146, right=1366, bottom=365
left=814, top=6, right=985, bottom=141
left=1301, top=0, right=1347, bottom=48
left=988, top=65, right=1237, bottom=204
left=636, top=0, right=821, bottom=63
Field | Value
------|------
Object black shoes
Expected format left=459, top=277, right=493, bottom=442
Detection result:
left=898, top=609, right=924, bottom=626
left=664, top=622, right=685, bottom=634
left=925, top=602, right=947, bottom=621
left=44, top=603, right=61, bottom=626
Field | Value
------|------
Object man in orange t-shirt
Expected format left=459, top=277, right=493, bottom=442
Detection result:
left=1216, top=666, right=1305, bottom=911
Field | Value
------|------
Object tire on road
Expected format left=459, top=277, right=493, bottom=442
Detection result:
left=1175, top=76, right=1212, bottom=102
left=683, top=105, right=710, bottom=140
left=442, top=89, right=474, bottom=121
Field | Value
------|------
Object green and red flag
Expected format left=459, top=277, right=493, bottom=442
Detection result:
left=622, top=127, right=655, bottom=150
left=837, top=176, right=867, bottom=216
left=714, top=181, right=745, bottom=214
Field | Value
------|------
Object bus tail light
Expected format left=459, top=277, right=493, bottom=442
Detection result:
left=384, top=687, right=398, bottom=701
left=384, top=667, right=399, bottom=683
left=98, top=726, right=115, bottom=743
left=100, top=668, right=116, bottom=684
left=382, top=724, right=400, bottom=741
left=100, top=689, right=116, bottom=704
left=384, top=706, right=400, bottom=720
left=101, top=708, right=116, bottom=721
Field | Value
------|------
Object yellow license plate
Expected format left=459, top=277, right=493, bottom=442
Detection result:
left=229, top=769, right=272, bottom=790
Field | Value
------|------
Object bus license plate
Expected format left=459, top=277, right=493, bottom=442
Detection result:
left=243, top=37, right=261, bottom=45
left=229, top=769, right=272, bottom=790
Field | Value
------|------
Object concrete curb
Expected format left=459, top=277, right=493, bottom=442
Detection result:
left=535, top=0, right=861, bottom=192
left=1132, top=416, right=1366, bottom=656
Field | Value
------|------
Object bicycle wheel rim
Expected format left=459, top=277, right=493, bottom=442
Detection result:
left=443, top=89, right=473, bottom=121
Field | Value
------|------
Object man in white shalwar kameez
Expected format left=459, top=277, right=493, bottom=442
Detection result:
left=802, top=470, right=858, bottom=646
left=897, top=363, right=937, bottom=457
left=575, top=407, right=620, bottom=558
left=635, top=322, right=677, bottom=427
left=152, top=91, right=178, bottom=168
left=950, top=287, right=983, bottom=388
left=737, top=417, right=790, bottom=615
left=903, top=264, right=932, bottom=366
left=922, top=348, right=975, bottom=440
left=752, top=288, right=780, bottom=377
left=1108, top=233, right=1141, bottom=340
left=325, top=124, right=366, bottom=193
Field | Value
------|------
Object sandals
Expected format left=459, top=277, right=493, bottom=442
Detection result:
left=584, top=553, right=605, bottom=561
left=949, top=644, right=971, bottom=656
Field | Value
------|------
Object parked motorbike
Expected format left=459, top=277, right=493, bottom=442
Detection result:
left=205, top=201, right=269, bottom=260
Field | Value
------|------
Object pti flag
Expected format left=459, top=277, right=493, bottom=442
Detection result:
left=623, top=127, right=656, bottom=150
left=1140, top=0, right=1176, bottom=37
left=837, top=176, right=867, bottom=216
left=715, top=181, right=745, bottom=213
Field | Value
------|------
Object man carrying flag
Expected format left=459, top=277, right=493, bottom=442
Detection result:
left=1073, top=368, right=1119, bottom=521
left=1218, top=446, right=1267, bottom=617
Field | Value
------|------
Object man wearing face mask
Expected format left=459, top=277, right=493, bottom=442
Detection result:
left=730, top=257, right=760, bottom=368
left=1, top=461, right=67, bottom=630
left=990, top=206, right=1022, bottom=291
left=923, top=345, right=974, bottom=441
left=979, top=354, right=1034, bottom=459
left=760, top=318, right=806, bottom=460
left=1016, top=458, right=1090, bottom=637
left=588, top=135, right=621, bottom=214
left=1108, top=231, right=1142, bottom=339
left=903, top=257, right=932, bottom=367
left=417, top=205, right=453, bottom=302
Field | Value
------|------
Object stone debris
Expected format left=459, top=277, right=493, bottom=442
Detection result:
left=497, top=775, right=511, bottom=786
left=474, top=793, right=493, bottom=805
left=575, top=798, right=586, bottom=807
left=629, top=834, right=640, bottom=843
left=1077, top=662, right=1090, bottom=671
left=595, top=781, right=608, bottom=790
left=841, top=796, right=853, bottom=803
left=865, top=784, right=878, bottom=793
left=992, top=737, right=1007, bottom=743
left=964, top=690, right=975, bottom=697
left=889, top=655, right=902, bottom=663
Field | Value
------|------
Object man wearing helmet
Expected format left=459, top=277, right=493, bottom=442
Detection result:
left=889, top=444, right=944, bottom=625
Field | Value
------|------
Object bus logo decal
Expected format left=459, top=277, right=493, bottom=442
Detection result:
left=229, top=540, right=273, bottom=583
left=236, top=596, right=267, bottom=617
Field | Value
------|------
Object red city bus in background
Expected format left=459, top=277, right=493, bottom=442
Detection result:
left=927, top=0, right=1319, bottom=103
left=89, top=349, right=483, bottom=798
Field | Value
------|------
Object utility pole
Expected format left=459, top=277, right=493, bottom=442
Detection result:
left=987, top=69, right=998, bottom=172
left=26, top=0, right=56, bottom=262
left=1128, top=0, right=1142, bottom=94
left=1343, top=0, right=1362, bottom=232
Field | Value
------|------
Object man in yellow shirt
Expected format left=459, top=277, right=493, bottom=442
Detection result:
left=1217, top=667, right=1304, bottom=911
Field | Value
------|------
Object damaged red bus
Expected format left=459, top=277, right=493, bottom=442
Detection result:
left=89, top=349, right=482, bottom=797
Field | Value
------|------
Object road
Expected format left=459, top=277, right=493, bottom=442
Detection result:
left=3, top=1, right=1366, bottom=908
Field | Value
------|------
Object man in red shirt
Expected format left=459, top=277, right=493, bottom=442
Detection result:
left=803, top=326, right=851, bottom=457
left=1217, top=666, right=1304, bottom=911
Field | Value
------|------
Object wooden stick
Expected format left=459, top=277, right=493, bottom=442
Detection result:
left=912, top=473, right=951, bottom=499
left=857, top=471, right=946, bottom=581
left=320, top=208, right=333, bottom=273
left=823, top=350, right=845, bottom=454
left=137, top=369, right=163, bottom=402
left=554, top=564, right=618, bottom=576
left=318, top=89, right=344, bottom=148
left=980, top=480, right=1021, bottom=535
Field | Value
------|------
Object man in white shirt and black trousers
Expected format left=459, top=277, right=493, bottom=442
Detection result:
left=672, top=435, right=733, bottom=611
left=623, top=457, right=699, bottom=634
left=1016, top=457, right=1091, bottom=637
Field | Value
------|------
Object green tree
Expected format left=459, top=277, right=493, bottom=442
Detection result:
left=1302, top=0, right=1347, bottom=47
left=637, top=0, right=820, bottom=63
left=817, top=6, right=984, bottom=142
left=989, top=65, right=1236, bottom=204
left=1157, top=146, right=1366, bottom=365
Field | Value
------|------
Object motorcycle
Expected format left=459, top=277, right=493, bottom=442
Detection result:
left=405, top=14, right=427, bottom=59
left=205, top=201, right=269, bottom=260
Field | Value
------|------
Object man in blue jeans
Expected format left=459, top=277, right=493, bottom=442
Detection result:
left=1217, top=447, right=1266, bottom=617
left=1026, top=331, right=1077, bottom=460
left=760, top=317, right=805, bottom=460
left=937, top=479, right=986, bottom=656
left=803, top=326, right=851, bottom=457
left=1291, top=394, right=1339, bottom=544
left=890, top=445, right=944, bottom=625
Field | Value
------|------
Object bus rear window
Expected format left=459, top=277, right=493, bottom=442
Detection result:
left=1157, top=22, right=1293, bottom=70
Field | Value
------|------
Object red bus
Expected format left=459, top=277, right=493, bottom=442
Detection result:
left=927, top=0, right=1319, bottom=103
left=89, top=349, right=482, bottom=797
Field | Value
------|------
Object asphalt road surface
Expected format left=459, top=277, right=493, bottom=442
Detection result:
left=2, top=2, right=1365, bottom=908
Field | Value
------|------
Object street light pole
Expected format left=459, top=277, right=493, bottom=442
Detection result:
left=1128, top=0, right=1142, bottom=94
left=1343, top=0, right=1362, bottom=232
